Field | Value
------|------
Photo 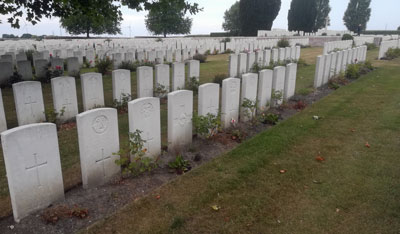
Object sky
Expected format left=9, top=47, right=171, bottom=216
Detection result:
left=0, top=0, right=399, bottom=37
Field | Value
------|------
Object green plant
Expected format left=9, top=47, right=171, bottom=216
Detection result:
left=384, top=48, right=400, bottom=60
left=241, top=98, right=257, bottom=123
left=113, top=93, right=131, bottom=114
left=155, top=38, right=163, bottom=42
left=258, top=113, right=279, bottom=125
left=221, top=37, right=231, bottom=43
left=185, top=77, right=199, bottom=94
left=96, top=57, right=113, bottom=75
left=192, top=113, right=221, bottom=139
left=1, top=72, right=22, bottom=88
left=204, top=50, right=211, bottom=55
left=277, top=38, right=290, bottom=48
left=193, top=53, right=207, bottom=63
left=345, top=64, right=360, bottom=79
left=213, top=73, right=227, bottom=86
left=342, top=34, right=354, bottom=40
left=40, top=65, right=63, bottom=83
left=25, top=49, right=35, bottom=66
left=271, top=89, right=283, bottom=106
left=321, top=32, right=327, bottom=36
left=296, top=58, right=309, bottom=67
left=114, top=130, right=158, bottom=177
left=44, top=107, right=65, bottom=127
left=154, top=84, right=168, bottom=97
left=365, top=42, right=377, bottom=50
left=230, top=128, right=245, bottom=142
left=168, top=155, right=190, bottom=174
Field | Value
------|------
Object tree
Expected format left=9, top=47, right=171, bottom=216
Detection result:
left=145, top=0, right=195, bottom=37
left=288, top=0, right=317, bottom=34
left=343, top=0, right=371, bottom=33
left=313, top=0, right=331, bottom=32
left=20, top=33, right=33, bottom=38
left=60, top=0, right=122, bottom=37
left=0, top=0, right=201, bottom=29
left=398, top=26, right=400, bottom=31
left=239, top=0, right=281, bottom=36
left=222, top=1, right=241, bottom=36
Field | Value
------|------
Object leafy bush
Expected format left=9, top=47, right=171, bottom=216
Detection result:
left=193, top=53, right=207, bottom=63
left=384, top=48, right=400, bottom=60
left=213, top=73, right=227, bottom=86
left=185, top=77, right=199, bottom=94
left=345, top=64, right=360, bottom=79
left=44, top=107, right=65, bottom=128
left=321, top=33, right=327, bottom=36
left=342, top=34, right=354, bottom=41
left=1, top=72, right=23, bottom=88
left=39, top=65, right=63, bottom=83
left=221, top=37, right=231, bottom=43
left=259, top=113, right=279, bottom=125
left=192, top=113, right=221, bottom=139
left=359, top=61, right=374, bottom=75
left=154, top=84, right=168, bottom=97
left=365, top=43, right=377, bottom=50
left=241, top=98, right=257, bottom=123
left=113, top=93, right=132, bottom=114
left=277, top=38, right=290, bottom=48
left=114, top=130, right=159, bottom=177
left=96, top=57, right=113, bottom=75
left=118, top=61, right=135, bottom=71
left=25, top=49, right=35, bottom=66
left=168, top=155, right=190, bottom=174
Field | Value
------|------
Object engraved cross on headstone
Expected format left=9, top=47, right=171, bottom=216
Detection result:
left=96, top=148, right=111, bottom=177
left=205, top=98, right=216, bottom=115
left=25, top=153, right=47, bottom=187
left=174, top=103, right=188, bottom=127
left=24, top=95, right=37, bottom=116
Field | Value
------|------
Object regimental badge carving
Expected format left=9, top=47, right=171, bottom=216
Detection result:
left=92, top=115, right=109, bottom=133
left=141, top=102, right=154, bottom=118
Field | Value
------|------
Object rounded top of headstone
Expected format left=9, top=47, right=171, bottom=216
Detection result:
left=81, top=72, right=101, bottom=79
left=12, top=80, right=41, bottom=88
left=168, top=89, right=193, bottom=97
left=199, top=83, right=220, bottom=89
left=1, top=123, right=56, bottom=138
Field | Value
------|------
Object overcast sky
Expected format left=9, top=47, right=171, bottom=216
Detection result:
left=0, top=0, right=398, bottom=37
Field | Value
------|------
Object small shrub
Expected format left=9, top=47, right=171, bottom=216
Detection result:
left=345, top=64, right=360, bottom=79
left=185, top=77, right=199, bottom=94
left=40, top=65, right=63, bottom=83
left=365, top=42, right=377, bottom=50
left=213, top=73, right=227, bottom=86
left=44, top=107, right=65, bottom=128
left=114, top=130, right=159, bottom=177
left=328, top=74, right=349, bottom=90
left=293, top=100, right=307, bottom=110
left=259, top=113, right=279, bottom=125
left=154, top=84, right=168, bottom=97
left=1, top=72, right=23, bottom=88
left=277, top=38, right=290, bottom=48
left=271, top=89, right=283, bottom=106
left=96, top=57, right=113, bottom=75
left=118, top=61, right=135, bottom=71
left=384, top=48, right=400, bottom=60
left=192, top=113, right=221, bottom=139
left=230, top=129, right=245, bottom=142
left=241, top=98, right=257, bottom=123
left=204, top=50, right=211, bottom=55
left=342, top=34, right=354, bottom=41
left=113, top=93, right=131, bottom=114
left=321, top=32, right=327, bottom=36
left=359, top=61, right=374, bottom=75
left=168, top=155, right=190, bottom=174
left=193, top=53, right=207, bottom=63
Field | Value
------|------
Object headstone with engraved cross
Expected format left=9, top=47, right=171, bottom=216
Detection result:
left=168, top=90, right=193, bottom=153
left=137, top=66, right=154, bottom=98
left=155, top=64, right=170, bottom=97
left=81, top=72, right=105, bottom=111
left=198, top=83, right=219, bottom=117
left=221, top=78, right=241, bottom=129
left=51, top=76, right=79, bottom=122
left=76, top=108, right=120, bottom=189
left=257, top=69, right=273, bottom=111
left=128, top=97, right=161, bottom=159
left=240, top=73, right=258, bottom=122
left=187, top=60, right=200, bottom=81
left=172, top=62, right=185, bottom=91
left=13, top=81, right=45, bottom=126
left=1, top=123, right=64, bottom=222
left=112, top=69, right=131, bottom=102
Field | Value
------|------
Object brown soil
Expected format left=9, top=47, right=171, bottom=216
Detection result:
left=0, top=85, right=335, bottom=234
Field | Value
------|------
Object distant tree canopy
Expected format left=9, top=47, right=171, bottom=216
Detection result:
left=60, top=0, right=122, bottom=37
left=343, top=0, right=371, bottom=33
left=2, top=34, right=18, bottom=39
left=0, top=0, right=201, bottom=29
left=20, top=33, right=33, bottom=38
left=239, top=0, right=282, bottom=36
left=288, top=0, right=331, bottom=34
left=145, top=0, right=196, bottom=37
left=222, top=1, right=241, bottom=36
left=398, top=26, right=400, bottom=31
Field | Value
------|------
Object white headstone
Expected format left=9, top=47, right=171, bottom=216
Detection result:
left=155, top=64, right=170, bottom=95
left=77, top=108, right=120, bottom=189
left=187, top=60, right=200, bottom=80
left=221, top=78, right=241, bottom=128
left=51, top=76, right=79, bottom=122
left=137, top=66, right=154, bottom=98
left=322, top=54, right=332, bottom=85
left=263, top=49, right=271, bottom=66
left=237, top=53, right=247, bottom=77
left=284, top=63, right=297, bottom=100
left=314, top=55, right=325, bottom=88
left=17, top=60, right=33, bottom=80
left=172, top=62, right=185, bottom=91
left=168, top=90, right=193, bottom=152
left=13, top=81, right=45, bottom=126
left=257, top=69, right=273, bottom=111
left=128, top=97, right=161, bottom=159
left=198, top=83, right=219, bottom=116
left=1, top=123, right=64, bottom=222
left=112, top=69, right=131, bottom=102
left=271, top=48, right=279, bottom=63
left=0, top=89, right=7, bottom=132
left=278, top=48, right=286, bottom=62
left=0, top=62, right=13, bottom=84
left=81, top=72, right=105, bottom=111
left=240, top=73, right=258, bottom=122
left=229, top=54, right=238, bottom=78
left=272, top=66, right=285, bottom=106
left=246, top=52, right=256, bottom=72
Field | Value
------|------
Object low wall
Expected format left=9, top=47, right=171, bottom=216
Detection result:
left=308, top=36, right=341, bottom=47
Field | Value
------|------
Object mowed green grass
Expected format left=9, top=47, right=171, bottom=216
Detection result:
left=83, top=53, right=400, bottom=234
left=0, top=48, right=321, bottom=217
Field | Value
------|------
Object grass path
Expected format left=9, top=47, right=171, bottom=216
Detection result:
left=83, top=53, right=400, bottom=233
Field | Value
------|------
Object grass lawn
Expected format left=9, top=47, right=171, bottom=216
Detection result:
left=0, top=47, right=335, bottom=218
left=82, top=50, right=400, bottom=233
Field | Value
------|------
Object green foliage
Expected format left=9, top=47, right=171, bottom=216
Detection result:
left=343, top=0, right=371, bottom=32
left=321, top=32, right=327, bottom=36
left=342, top=34, right=354, bottom=40
left=1, top=72, right=23, bottom=88
left=313, top=0, right=331, bottom=33
left=168, top=155, right=190, bottom=174
left=192, top=113, right=221, bottom=139
left=154, top=84, right=168, bottom=97
left=277, top=38, right=290, bottom=48
left=271, top=89, right=283, bottom=106
left=60, top=0, right=122, bottom=38
left=185, top=77, right=199, bottom=94
left=365, top=42, right=377, bottom=50
left=213, top=74, right=227, bottom=86
left=384, top=48, right=400, bottom=60
left=241, top=98, right=257, bottom=123
left=40, top=65, right=63, bottom=84
left=114, top=130, right=158, bottom=177
left=96, top=57, right=113, bottom=75
left=239, top=0, right=282, bottom=36
left=288, top=0, right=318, bottom=33
left=20, top=33, right=33, bottom=39
left=398, top=26, right=400, bottom=31
left=118, top=60, right=155, bottom=72
left=222, top=1, right=241, bottom=36
left=2, top=34, right=18, bottom=38
left=345, top=64, right=360, bottom=79
left=361, top=30, right=400, bottom=35
left=259, top=113, right=280, bottom=125
left=44, top=107, right=65, bottom=127
left=113, top=93, right=132, bottom=114
left=193, top=53, right=207, bottom=63
left=145, top=0, right=194, bottom=37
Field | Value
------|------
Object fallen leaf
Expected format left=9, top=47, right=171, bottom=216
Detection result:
left=279, top=169, right=287, bottom=174
left=155, top=195, right=161, bottom=200
left=365, top=142, right=370, bottom=148
left=315, top=156, right=325, bottom=162
left=211, top=205, right=220, bottom=211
